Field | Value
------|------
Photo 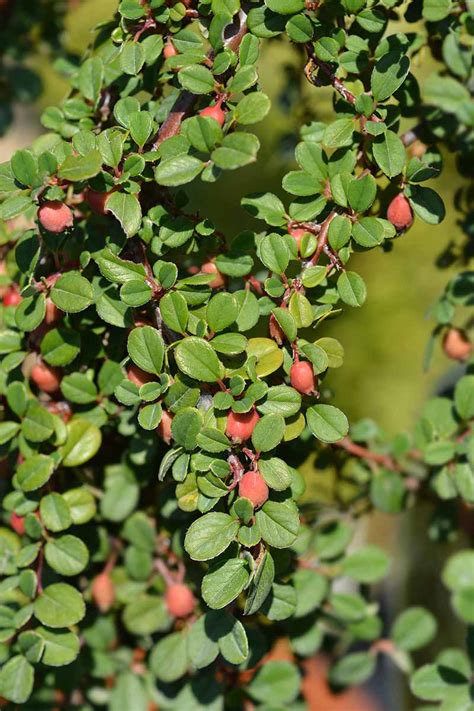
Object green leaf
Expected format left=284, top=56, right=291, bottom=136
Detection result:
left=51, top=272, right=93, bottom=313
left=11, top=149, right=38, bottom=186
left=371, top=51, right=410, bottom=101
left=34, top=583, right=85, bottom=628
left=175, top=337, right=223, bottom=382
left=218, top=614, right=249, bottom=665
left=17, top=455, right=55, bottom=492
left=60, top=419, right=102, bottom=467
left=150, top=632, right=188, bottom=682
left=442, top=551, right=474, bottom=592
left=0, top=655, right=34, bottom=703
left=260, top=232, right=291, bottom=273
left=120, top=279, right=152, bottom=307
left=323, top=118, right=355, bottom=149
left=107, top=192, right=142, bottom=237
left=61, top=373, right=97, bottom=404
left=259, top=457, right=292, bottom=491
left=127, top=326, right=164, bottom=375
left=256, top=500, right=300, bottom=548
left=37, top=627, right=80, bottom=667
left=392, top=607, right=437, bottom=651
left=293, top=569, right=328, bottom=617
left=235, top=92, right=271, bottom=125
left=40, top=493, right=72, bottom=532
left=373, top=130, right=406, bottom=177
left=155, top=154, right=204, bottom=186
left=330, top=652, right=376, bottom=686
left=307, top=404, right=349, bottom=443
left=248, top=661, right=300, bottom=705
left=95, top=248, right=146, bottom=284
left=241, top=192, right=286, bottom=226
left=122, top=595, right=170, bottom=635
left=337, top=271, right=367, bottom=307
left=184, top=512, right=240, bottom=561
left=130, top=111, right=153, bottom=148
left=347, top=174, right=377, bottom=212
left=342, top=545, right=390, bottom=583
left=212, top=133, right=260, bottom=170
left=45, top=535, right=89, bottom=576
left=202, top=558, right=250, bottom=609
left=120, top=41, right=145, bottom=75
left=171, top=407, right=202, bottom=450
left=252, top=413, right=285, bottom=452
left=207, top=292, right=238, bottom=332
left=58, top=150, right=102, bottom=181
left=78, top=57, right=104, bottom=103
left=406, top=185, right=445, bottom=225
left=245, top=551, right=275, bottom=615
left=0, top=421, right=20, bottom=445
left=352, top=217, right=385, bottom=247
left=41, top=327, right=81, bottom=366
left=22, top=401, right=54, bottom=442
left=178, top=65, right=215, bottom=94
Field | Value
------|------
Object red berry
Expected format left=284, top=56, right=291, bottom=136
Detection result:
left=127, top=364, right=154, bottom=387
left=163, top=39, right=178, bottom=59
left=201, top=261, right=225, bottom=289
left=165, top=583, right=196, bottom=618
left=199, top=101, right=225, bottom=127
left=226, top=409, right=260, bottom=442
left=38, top=201, right=74, bottom=233
left=290, top=360, right=317, bottom=395
left=239, top=470, right=269, bottom=508
left=387, top=193, right=413, bottom=230
left=10, top=512, right=25, bottom=535
left=288, top=227, right=308, bottom=253
left=91, top=572, right=115, bottom=612
left=443, top=328, right=472, bottom=361
left=44, top=298, right=62, bottom=325
left=31, top=361, right=62, bottom=393
left=86, top=189, right=113, bottom=215
left=3, top=286, right=22, bottom=306
left=157, top=410, right=173, bottom=445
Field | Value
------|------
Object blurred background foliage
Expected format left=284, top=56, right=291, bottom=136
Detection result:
left=0, top=2, right=467, bottom=708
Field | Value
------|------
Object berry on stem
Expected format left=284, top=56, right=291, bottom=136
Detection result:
left=86, top=189, right=113, bottom=215
left=443, top=328, right=472, bottom=361
left=38, top=201, right=74, bottom=233
left=290, top=360, right=317, bottom=395
left=201, top=260, right=225, bottom=289
left=10, top=512, right=25, bottom=535
left=165, top=583, right=196, bottom=618
left=44, top=298, right=61, bottom=325
left=31, top=360, right=62, bottom=393
left=3, top=286, right=22, bottom=306
left=239, top=470, right=269, bottom=508
left=226, top=409, right=260, bottom=442
left=163, top=38, right=178, bottom=59
left=199, top=99, right=225, bottom=127
left=387, top=193, right=413, bottom=230
left=91, top=572, right=115, bottom=612
left=288, top=226, right=308, bottom=254
left=157, top=410, right=173, bottom=444
left=127, top=364, right=154, bottom=387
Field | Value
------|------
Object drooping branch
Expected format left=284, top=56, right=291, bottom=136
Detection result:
left=153, top=9, right=248, bottom=147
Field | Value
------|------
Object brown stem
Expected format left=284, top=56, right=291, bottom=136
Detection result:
left=334, top=436, right=399, bottom=471
left=152, top=9, right=248, bottom=148
left=310, top=210, right=337, bottom=264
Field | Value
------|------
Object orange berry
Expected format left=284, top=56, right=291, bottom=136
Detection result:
left=199, top=102, right=225, bottom=127
left=165, top=583, right=195, bottom=618
left=91, top=572, right=115, bottom=612
left=443, top=328, right=472, bottom=361
left=157, top=410, right=173, bottom=444
left=127, top=364, right=154, bottom=387
left=201, top=261, right=225, bottom=289
left=31, top=361, right=62, bottom=393
left=86, top=189, right=113, bottom=215
left=3, top=286, right=22, bottom=306
left=10, top=512, right=25, bottom=535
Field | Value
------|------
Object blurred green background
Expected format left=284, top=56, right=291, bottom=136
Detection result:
left=1, top=3, right=466, bottom=708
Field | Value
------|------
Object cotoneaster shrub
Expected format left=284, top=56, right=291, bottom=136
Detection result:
left=0, top=0, right=472, bottom=709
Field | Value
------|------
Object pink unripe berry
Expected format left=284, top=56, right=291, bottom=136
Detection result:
left=157, top=410, right=173, bottom=445
left=239, top=470, right=269, bottom=509
left=3, top=287, right=22, bottom=307
left=38, top=201, right=74, bottom=233
left=201, top=261, right=225, bottom=289
left=290, top=360, right=317, bottom=395
left=91, top=572, right=115, bottom=612
left=31, top=361, right=62, bottom=393
left=199, top=102, right=225, bottom=127
left=165, top=583, right=196, bottom=618
left=443, top=328, right=472, bottom=361
left=226, top=409, right=260, bottom=442
left=288, top=227, right=308, bottom=253
left=10, top=512, right=25, bottom=535
left=387, top=193, right=413, bottom=230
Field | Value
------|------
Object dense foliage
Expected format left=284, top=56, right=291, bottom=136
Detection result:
left=0, top=0, right=473, bottom=708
